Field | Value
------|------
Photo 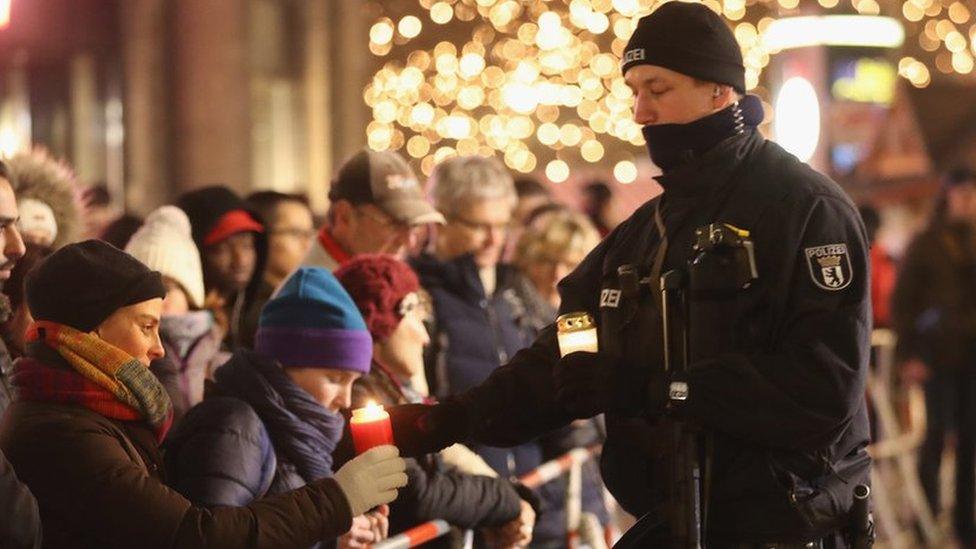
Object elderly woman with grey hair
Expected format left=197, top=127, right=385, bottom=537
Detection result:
left=411, top=155, right=574, bottom=547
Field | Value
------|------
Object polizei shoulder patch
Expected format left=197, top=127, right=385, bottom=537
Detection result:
left=805, top=243, right=853, bottom=291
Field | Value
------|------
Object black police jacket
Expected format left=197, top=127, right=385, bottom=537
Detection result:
left=451, top=130, right=872, bottom=544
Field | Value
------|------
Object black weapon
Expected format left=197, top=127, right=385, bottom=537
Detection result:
left=661, top=269, right=702, bottom=549
left=850, top=484, right=875, bottom=548
left=657, top=223, right=757, bottom=548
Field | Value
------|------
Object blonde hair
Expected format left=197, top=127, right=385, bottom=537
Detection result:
left=514, top=209, right=601, bottom=271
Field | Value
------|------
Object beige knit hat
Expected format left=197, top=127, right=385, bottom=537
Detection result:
left=124, top=206, right=205, bottom=309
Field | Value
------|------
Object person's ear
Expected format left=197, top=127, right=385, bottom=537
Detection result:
left=712, top=85, right=734, bottom=110
left=332, top=200, right=355, bottom=230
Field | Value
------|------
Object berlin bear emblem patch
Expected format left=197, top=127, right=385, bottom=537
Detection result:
left=805, top=244, right=853, bottom=291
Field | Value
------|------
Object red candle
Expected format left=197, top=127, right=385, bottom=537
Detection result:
left=350, top=401, right=394, bottom=454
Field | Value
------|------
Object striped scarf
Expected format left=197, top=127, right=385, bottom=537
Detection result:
left=12, top=321, right=173, bottom=441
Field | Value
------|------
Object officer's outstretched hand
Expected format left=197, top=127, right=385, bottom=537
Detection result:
left=554, top=351, right=618, bottom=418
left=388, top=401, right=470, bottom=458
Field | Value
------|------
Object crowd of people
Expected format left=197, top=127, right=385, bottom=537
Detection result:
left=0, top=142, right=615, bottom=548
left=2, top=2, right=975, bottom=547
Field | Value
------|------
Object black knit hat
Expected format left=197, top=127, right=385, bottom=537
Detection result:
left=26, top=240, right=167, bottom=332
left=621, top=2, right=745, bottom=93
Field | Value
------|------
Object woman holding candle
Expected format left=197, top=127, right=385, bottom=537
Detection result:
left=165, top=267, right=403, bottom=548
left=0, top=241, right=405, bottom=548
left=337, top=254, right=538, bottom=548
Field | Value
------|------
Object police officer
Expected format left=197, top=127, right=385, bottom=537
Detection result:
left=391, top=3, right=872, bottom=547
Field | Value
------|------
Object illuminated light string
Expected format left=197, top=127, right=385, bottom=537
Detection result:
left=365, top=0, right=965, bottom=178
left=0, top=0, right=9, bottom=30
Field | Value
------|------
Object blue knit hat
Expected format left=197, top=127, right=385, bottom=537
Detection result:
left=254, top=267, right=373, bottom=373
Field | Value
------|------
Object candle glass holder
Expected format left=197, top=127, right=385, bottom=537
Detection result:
left=557, top=312, right=598, bottom=357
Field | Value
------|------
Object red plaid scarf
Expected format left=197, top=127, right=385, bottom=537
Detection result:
left=11, top=322, right=173, bottom=442
left=13, top=358, right=143, bottom=421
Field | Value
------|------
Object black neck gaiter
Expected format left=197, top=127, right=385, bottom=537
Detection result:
left=642, top=94, right=764, bottom=173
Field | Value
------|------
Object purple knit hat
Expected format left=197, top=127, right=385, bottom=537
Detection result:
left=254, top=267, right=372, bottom=373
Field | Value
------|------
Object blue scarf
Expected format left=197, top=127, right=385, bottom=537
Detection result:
left=213, top=350, right=344, bottom=481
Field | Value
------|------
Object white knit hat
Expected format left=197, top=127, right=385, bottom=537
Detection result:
left=124, top=206, right=205, bottom=309
left=18, top=198, right=59, bottom=246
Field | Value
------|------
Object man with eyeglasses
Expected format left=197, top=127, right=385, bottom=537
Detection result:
left=410, top=155, right=570, bottom=547
left=303, top=150, right=445, bottom=272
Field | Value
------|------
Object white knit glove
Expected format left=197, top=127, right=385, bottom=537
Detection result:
left=334, top=445, right=408, bottom=516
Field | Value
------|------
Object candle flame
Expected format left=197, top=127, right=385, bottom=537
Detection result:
left=352, top=400, right=389, bottom=423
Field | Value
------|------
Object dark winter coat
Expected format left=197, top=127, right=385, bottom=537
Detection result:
left=165, top=350, right=345, bottom=506
left=239, top=278, right=276, bottom=352
left=0, top=448, right=41, bottom=548
left=411, top=253, right=568, bottom=543
left=446, top=129, right=872, bottom=544
left=510, top=274, right=612, bottom=530
left=351, top=365, right=524, bottom=537
left=150, top=311, right=227, bottom=423
left=412, top=253, right=534, bottom=398
left=0, top=350, right=352, bottom=548
left=891, top=221, right=976, bottom=371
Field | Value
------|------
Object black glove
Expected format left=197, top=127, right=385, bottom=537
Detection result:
left=388, top=400, right=469, bottom=458
left=554, top=351, right=674, bottom=419
left=553, top=351, right=620, bottom=418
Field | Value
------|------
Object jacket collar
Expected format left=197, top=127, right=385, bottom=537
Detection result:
left=411, top=252, right=518, bottom=303
left=654, top=129, right=765, bottom=203
left=317, top=226, right=352, bottom=267
left=212, top=350, right=344, bottom=480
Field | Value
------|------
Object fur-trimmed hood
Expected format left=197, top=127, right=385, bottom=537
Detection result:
left=5, top=149, right=81, bottom=249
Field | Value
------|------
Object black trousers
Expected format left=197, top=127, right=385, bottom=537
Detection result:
left=918, top=368, right=976, bottom=542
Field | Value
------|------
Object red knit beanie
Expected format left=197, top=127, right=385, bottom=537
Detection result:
left=335, top=254, right=421, bottom=341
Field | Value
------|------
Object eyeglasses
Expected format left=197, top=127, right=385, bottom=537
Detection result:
left=268, top=228, right=315, bottom=240
left=449, top=215, right=510, bottom=236
left=356, top=206, right=411, bottom=233
left=398, top=291, right=432, bottom=320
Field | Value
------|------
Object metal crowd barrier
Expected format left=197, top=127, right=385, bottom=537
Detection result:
left=371, top=445, right=606, bottom=549
left=866, top=328, right=941, bottom=548
left=369, top=519, right=453, bottom=549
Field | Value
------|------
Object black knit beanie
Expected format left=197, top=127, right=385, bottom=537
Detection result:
left=26, top=240, right=166, bottom=332
left=621, top=2, right=745, bottom=93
